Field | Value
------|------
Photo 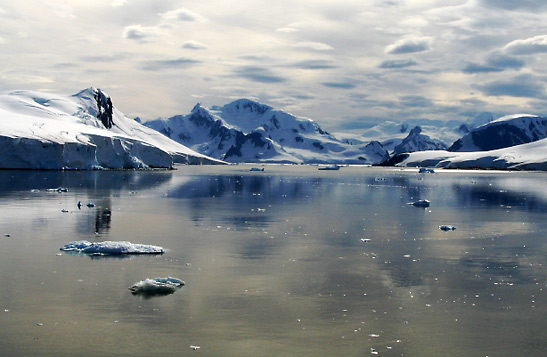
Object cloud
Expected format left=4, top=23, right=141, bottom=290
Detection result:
left=479, top=0, right=547, bottom=11
left=385, top=36, right=433, bottom=54
left=276, top=27, right=299, bottom=33
left=378, top=59, right=418, bottom=69
left=504, top=35, right=547, bottom=55
left=161, top=8, right=207, bottom=22
left=473, top=74, right=546, bottom=98
left=462, top=63, right=503, bottom=74
left=111, top=0, right=127, bottom=7
left=463, top=53, right=524, bottom=73
left=140, top=58, right=202, bottom=71
left=321, top=82, right=357, bottom=89
left=123, top=25, right=165, bottom=42
left=293, top=41, right=334, bottom=51
left=182, top=40, right=208, bottom=50
left=289, top=60, right=337, bottom=70
left=233, top=66, right=287, bottom=83
left=398, top=95, right=434, bottom=108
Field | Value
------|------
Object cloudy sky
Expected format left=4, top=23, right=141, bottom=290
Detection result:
left=1, top=0, right=547, bottom=131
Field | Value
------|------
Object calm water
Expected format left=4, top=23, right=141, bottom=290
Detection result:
left=1, top=165, right=547, bottom=356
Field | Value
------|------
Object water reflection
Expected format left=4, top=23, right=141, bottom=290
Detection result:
left=2, top=167, right=547, bottom=356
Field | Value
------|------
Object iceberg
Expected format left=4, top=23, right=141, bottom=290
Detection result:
left=129, top=277, right=185, bottom=295
left=439, top=225, right=457, bottom=231
left=60, top=240, right=164, bottom=255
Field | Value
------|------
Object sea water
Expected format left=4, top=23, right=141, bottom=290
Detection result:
left=0, top=165, right=546, bottom=356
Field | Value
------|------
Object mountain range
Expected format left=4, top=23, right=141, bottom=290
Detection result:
left=2, top=87, right=547, bottom=170
left=144, top=99, right=390, bottom=164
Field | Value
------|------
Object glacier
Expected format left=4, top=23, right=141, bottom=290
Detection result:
left=0, top=88, right=222, bottom=169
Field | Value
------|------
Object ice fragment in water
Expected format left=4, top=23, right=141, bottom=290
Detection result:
left=60, top=240, right=164, bottom=255
left=439, top=225, right=457, bottom=231
left=129, top=277, right=185, bottom=295
left=408, top=199, right=430, bottom=207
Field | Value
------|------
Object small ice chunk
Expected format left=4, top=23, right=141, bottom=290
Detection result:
left=439, top=225, right=457, bottom=231
left=190, top=345, right=200, bottom=350
left=129, top=277, right=185, bottom=295
left=419, top=167, right=435, bottom=173
left=408, top=199, right=430, bottom=207
left=60, top=240, right=164, bottom=255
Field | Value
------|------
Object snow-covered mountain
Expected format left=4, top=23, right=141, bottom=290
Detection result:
left=0, top=88, right=222, bottom=169
left=392, top=126, right=448, bottom=155
left=144, top=99, right=389, bottom=164
left=382, top=136, right=547, bottom=170
left=449, top=114, right=547, bottom=152
left=355, top=113, right=501, bottom=154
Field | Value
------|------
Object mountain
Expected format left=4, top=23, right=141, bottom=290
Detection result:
left=144, top=99, right=390, bottom=164
left=392, top=126, right=448, bottom=155
left=0, top=88, right=222, bottom=169
left=449, top=114, right=547, bottom=152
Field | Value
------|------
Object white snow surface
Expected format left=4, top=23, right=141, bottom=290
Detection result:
left=129, top=277, right=185, bottom=295
left=60, top=240, right=164, bottom=255
left=0, top=88, right=222, bottom=169
left=390, top=137, right=547, bottom=170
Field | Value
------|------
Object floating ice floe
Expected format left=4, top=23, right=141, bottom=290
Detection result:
left=249, top=167, right=264, bottom=171
left=439, top=225, right=457, bottom=231
left=419, top=167, right=435, bottom=173
left=47, top=187, right=68, bottom=193
left=60, top=240, right=164, bottom=255
left=129, top=277, right=185, bottom=295
left=408, top=199, right=430, bottom=207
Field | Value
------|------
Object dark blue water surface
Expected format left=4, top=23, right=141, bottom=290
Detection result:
left=0, top=165, right=546, bottom=356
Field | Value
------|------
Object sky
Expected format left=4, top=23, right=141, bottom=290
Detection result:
left=1, top=0, right=547, bottom=132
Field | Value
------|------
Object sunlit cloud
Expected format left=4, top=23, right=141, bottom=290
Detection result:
left=293, top=41, right=334, bottom=51
left=182, top=40, right=208, bottom=50
left=122, top=25, right=166, bottom=42
left=385, top=36, right=433, bottom=54
left=504, top=35, right=547, bottom=55
left=161, top=8, right=207, bottom=22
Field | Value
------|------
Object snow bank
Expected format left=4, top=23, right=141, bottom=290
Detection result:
left=129, top=277, right=185, bottom=295
left=60, top=240, right=164, bottom=255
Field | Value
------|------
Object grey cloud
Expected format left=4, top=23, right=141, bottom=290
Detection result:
left=140, top=58, right=201, bottom=71
left=479, top=0, right=547, bottom=11
left=473, top=74, right=546, bottom=98
left=504, top=35, right=547, bottom=55
left=463, top=53, right=525, bottom=74
left=321, top=82, right=357, bottom=89
left=385, top=36, right=433, bottom=54
left=398, top=95, right=434, bottom=108
left=233, top=66, right=287, bottom=83
left=463, top=63, right=504, bottom=74
left=378, top=59, right=418, bottom=69
left=182, top=41, right=208, bottom=50
left=290, top=60, right=337, bottom=70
